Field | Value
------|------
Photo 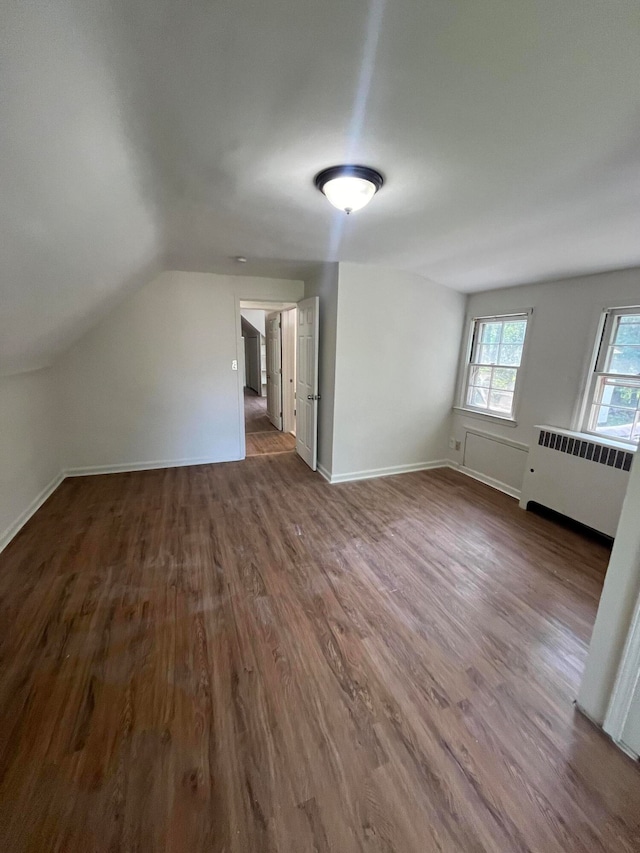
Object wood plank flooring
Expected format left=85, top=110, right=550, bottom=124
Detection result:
left=1, top=455, right=639, bottom=852
left=244, top=388, right=273, bottom=434
left=246, top=430, right=297, bottom=456
left=244, top=389, right=296, bottom=456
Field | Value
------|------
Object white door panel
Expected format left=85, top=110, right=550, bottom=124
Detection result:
left=281, top=308, right=297, bottom=434
left=295, top=297, right=319, bottom=470
left=266, top=312, right=282, bottom=430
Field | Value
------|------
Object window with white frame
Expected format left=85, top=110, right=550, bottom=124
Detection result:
left=583, top=307, right=640, bottom=444
left=463, top=314, right=529, bottom=419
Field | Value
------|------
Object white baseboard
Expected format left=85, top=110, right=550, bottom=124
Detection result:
left=0, top=472, right=65, bottom=554
left=452, top=463, right=521, bottom=500
left=64, top=454, right=241, bottom=477
left=323, top=459, right=451, bottom=485
left=316, top=463, right=332, bottom=483
left=576, top=702, right=639, bottom=761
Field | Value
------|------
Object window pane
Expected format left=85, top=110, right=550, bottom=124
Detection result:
left=489, top=390, right=514, bottom=415
left=594, top=377, right=640, bottom=409
left=593, top=405, right=634, bottom=440
left=615, top=319, right=640, bottom=345
left=466, top=316, right=527, bottom=418
left=469, top=366, right=492, bottom=387
left=501, top=321, right=526, bottom=344
left=491, top=367, right=517, bottom=392
left=609, top=383, right=640, bottom=409
left=498, top=344, right=523, bottom=366
left=467, top=386, right=488, bottom=408
left=480, top=322, right=502, bottom=344
left=608, top=345, right=640, bottom=376
left=477, top=344, right=499, bottom=365
left=584, top=311, right=640, bottom=444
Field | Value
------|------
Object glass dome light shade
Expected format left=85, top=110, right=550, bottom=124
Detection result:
left=314, top=165, right=384, bottom=214
left=321, top=176, right=377, bottom=213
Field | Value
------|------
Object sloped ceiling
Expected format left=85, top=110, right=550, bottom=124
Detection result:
left=2, top=0, right=640, bottom=375
left=0, top=0, right=163, bottom=375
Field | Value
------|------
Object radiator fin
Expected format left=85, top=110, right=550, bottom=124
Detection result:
left=538, top=430, right=633, bottom=472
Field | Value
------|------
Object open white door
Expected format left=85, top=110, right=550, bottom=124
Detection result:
left=265, top=312, right=282, bottom=430
left=296, top=297, right=319, bottom=470
left=604, top=588, right=640, bottom=759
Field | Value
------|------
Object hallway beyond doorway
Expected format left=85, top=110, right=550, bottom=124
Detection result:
left=244, top=388, right=295, bottom=456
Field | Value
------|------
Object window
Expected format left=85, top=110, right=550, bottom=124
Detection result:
left=463, top=314, right=529, bottom=419
left=583, top=307, right=640, bottom=444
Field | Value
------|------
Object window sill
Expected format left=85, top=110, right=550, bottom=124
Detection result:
left=453, top=406, right=518, bottom=428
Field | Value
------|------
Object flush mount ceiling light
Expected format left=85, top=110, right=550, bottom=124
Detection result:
left=314, top=165, right=384, bottom=214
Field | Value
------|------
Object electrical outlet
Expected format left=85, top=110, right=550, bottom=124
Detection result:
left=231, top=359, right=238, bottom=371
left=448, top=437, right=456, bottom=449
left=455, top=440, right=461, bottom=451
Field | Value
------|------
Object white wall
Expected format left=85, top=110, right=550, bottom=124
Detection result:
left=451, top=267, right=640, bottom=494
left=240, top=309, right=266, bottom=337
left=56, top=271, right=303, bottom=472
left=304, top=263, right=340, bottom=474
left=330, top=263, right=465, bottom=481
left=579, top=454, right=640, bottom=724
left=0, top=369, right=60, bottom=551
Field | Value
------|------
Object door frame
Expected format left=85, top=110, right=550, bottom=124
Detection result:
left=603, top=590, right=640, bottom=759
left=235, top=296, right=297, bottom=460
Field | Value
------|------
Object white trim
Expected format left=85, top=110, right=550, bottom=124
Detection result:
left=463, top=427, right=529, bottom=454
left=65, top=454, right=241, bottom=477
left=453, top=406, right=518, bottom=428
left=603, top=590, right=640, bottom=758
left=609, top=738, right=639, bottom=762
left=0, top=472, right=65, bottom=554
left=235, top=294, right=247, bottom=460
left=316, top=462, right=332, bottom=483
left=574, top=702, right=639, bottom=759
left=469, top=310, right=531, bottom=323
left=577, top=304, right=640, bottom=441
left=453, top=464, right=521, bottom=500
left=575, top=701, right=604, bottom=730
left=455, top=308, right=533, bottom=424
left=318, top=457, right=521, bottom=496
left=323, top=459, right=450, bottom=485
left=236, top=296, right=300, bottom=461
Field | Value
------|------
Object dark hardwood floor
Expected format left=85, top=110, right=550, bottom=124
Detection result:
left=244, top=388, right=296, bottom=456
left=0, top=455, right=639, bottom=851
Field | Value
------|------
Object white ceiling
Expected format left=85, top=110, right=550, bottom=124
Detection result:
left=2, top=0, right=640, bottom=374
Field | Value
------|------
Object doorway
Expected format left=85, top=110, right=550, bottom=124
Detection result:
left=240, top=301, right=297, bottom=457
left=237, top=296, right=319, bottom=469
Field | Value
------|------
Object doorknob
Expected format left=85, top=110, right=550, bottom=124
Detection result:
left=307, top=394, right=321, bottom=401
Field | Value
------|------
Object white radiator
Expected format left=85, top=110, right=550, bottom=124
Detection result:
left=520, top=426, right=634, bottom=538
